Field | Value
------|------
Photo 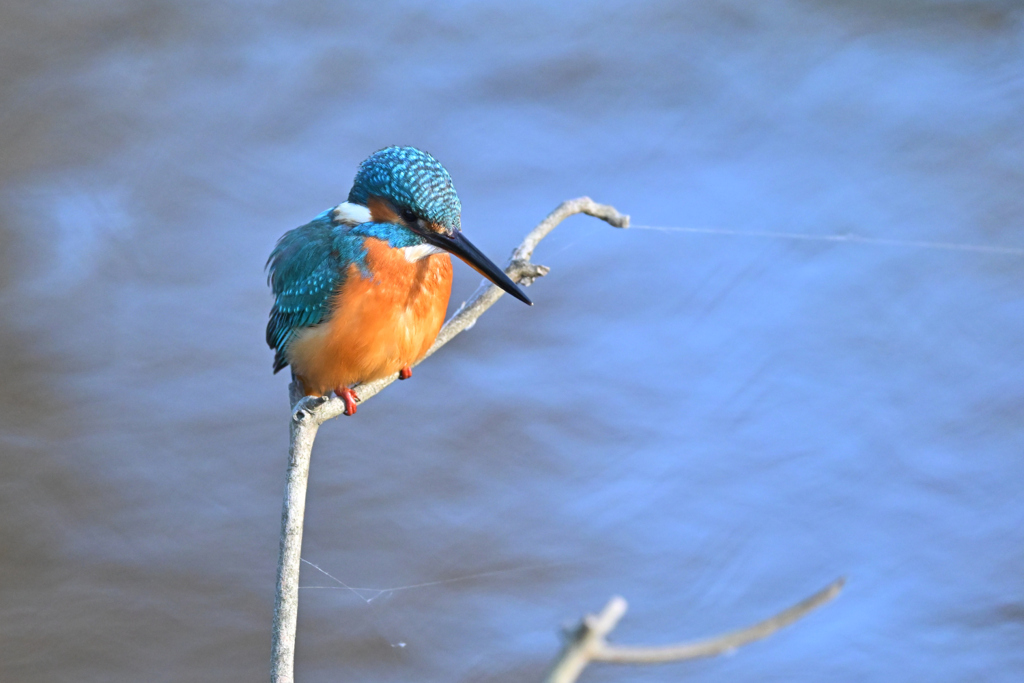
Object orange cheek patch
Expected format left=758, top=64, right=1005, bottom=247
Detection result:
left=367, top=196, right=401, bottom=224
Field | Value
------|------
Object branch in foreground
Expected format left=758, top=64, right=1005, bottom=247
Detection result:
left=271, top=197, right=629, bottom=683
left=544, top=577, right=845, bottom=683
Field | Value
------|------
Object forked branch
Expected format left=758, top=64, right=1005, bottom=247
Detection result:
left=544, top=577, right=845, bottom=683
left=271, top=197, right=629, bottom=683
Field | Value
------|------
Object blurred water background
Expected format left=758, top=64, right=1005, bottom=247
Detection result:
left=1, top=1, right=1023, bottom=681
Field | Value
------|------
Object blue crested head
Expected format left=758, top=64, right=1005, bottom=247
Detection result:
left=340, top=145, right=531, bottom=306
left=348, top=146, right=462, bottom=234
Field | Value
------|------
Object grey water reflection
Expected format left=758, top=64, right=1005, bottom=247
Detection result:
left=1, top=1, right=1022, bottom=681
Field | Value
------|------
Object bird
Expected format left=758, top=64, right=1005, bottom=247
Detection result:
left=266, top=146, right=532, bottom=416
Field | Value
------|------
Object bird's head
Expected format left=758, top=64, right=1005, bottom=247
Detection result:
left=347, top=146, right=532, bottom=305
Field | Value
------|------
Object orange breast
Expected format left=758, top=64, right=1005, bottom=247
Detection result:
left=285, top=238, right=453, bottom=397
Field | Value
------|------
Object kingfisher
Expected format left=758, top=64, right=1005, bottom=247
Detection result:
left=266, top=146, right=531, bottom=415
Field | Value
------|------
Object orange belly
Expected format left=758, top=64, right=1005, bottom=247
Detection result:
left=286, top=240, right=453, bottom=396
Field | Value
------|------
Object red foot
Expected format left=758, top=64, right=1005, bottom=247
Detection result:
left=335, top=386, right=359, bottom=416
left=398, top=366, right=413, bottom=380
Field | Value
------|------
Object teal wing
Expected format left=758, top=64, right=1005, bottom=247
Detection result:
left=266, top=211, right=363, bottom=373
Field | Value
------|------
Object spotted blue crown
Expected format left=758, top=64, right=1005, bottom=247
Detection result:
left=347, top=146, right=462, bottom=232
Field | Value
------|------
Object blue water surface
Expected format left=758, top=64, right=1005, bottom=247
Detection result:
left=0, top=2, right=1022, bottom=681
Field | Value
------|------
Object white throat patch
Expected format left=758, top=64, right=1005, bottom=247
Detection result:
left=331, top=202, right=372, bottom=226
left=402, top=244, right=445, bottom=262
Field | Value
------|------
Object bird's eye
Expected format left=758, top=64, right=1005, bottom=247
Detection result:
left=400, top=208, right=418, bottom=225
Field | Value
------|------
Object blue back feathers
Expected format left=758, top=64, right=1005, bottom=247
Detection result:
left=266, top=146, right=461, bottom=373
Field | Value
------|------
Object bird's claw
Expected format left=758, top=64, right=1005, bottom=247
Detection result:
left=334, top=387, right=359, bottom=416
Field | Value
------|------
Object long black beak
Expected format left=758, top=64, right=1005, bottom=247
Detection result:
left=426, top=230, right=533, bottom=305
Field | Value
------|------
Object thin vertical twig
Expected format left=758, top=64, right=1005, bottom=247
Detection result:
left=270, top=383, right=321, bottom=683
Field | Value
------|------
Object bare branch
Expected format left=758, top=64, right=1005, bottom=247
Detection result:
left=545, top=578, right=845, bottom=683
left=271, top=198, right=628, bottom=683
left=512, top=196, right=630, bottom=263
left=544, top=597, right=629, bottom=683
left=596, top=577, right=845, bottom=663
left=270, top=390, right=322, bottom=683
